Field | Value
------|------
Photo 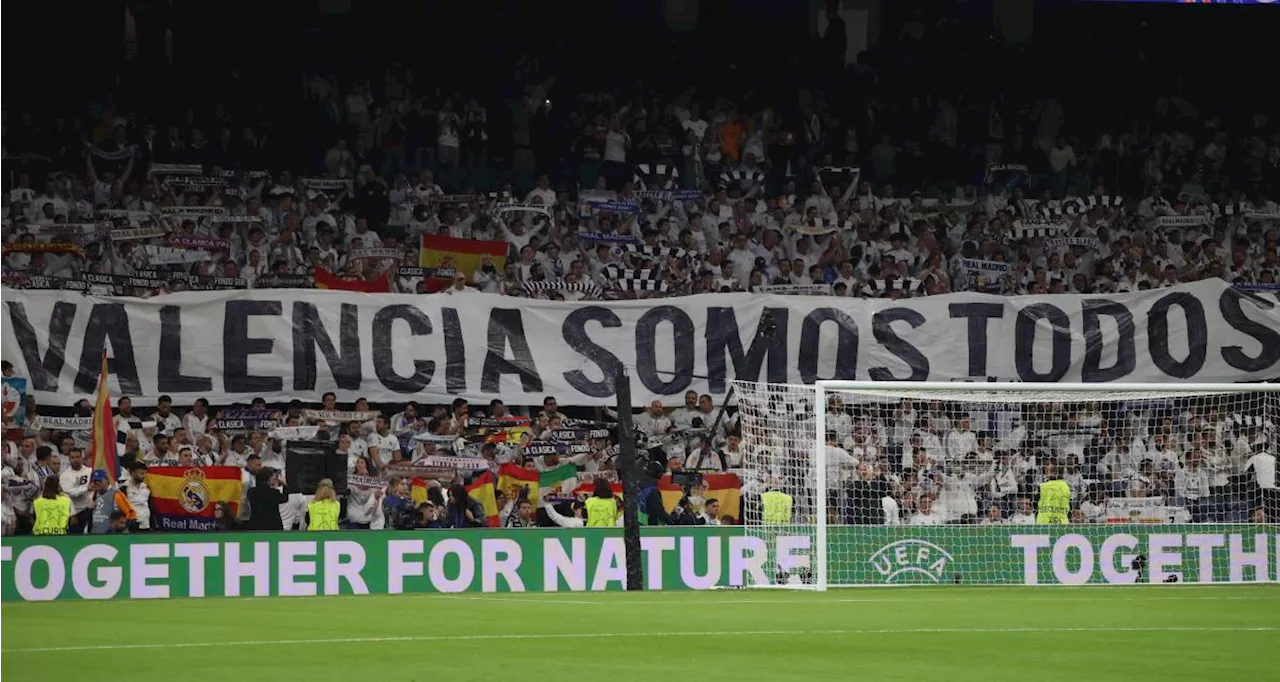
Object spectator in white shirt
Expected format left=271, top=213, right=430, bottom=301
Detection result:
left=980, top=504, right=1005, bottom=525
left=59, top=449, right=92, bottom=530
left=633, top=401, right=672, bottom=439
left=944, top=417, right=978, bottom=463
left=1007, top=496, right=1037, bottom=525
left=908, top=494, right=942, bottom=526
left=183, top=399, right=210, bottom=438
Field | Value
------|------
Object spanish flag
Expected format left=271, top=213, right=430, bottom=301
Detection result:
left=87, top=349, right=118, bottom=483
left=420, top=235, right=508, bottom=283
left=657, top=473, right=742, bottom=524
left=466, top=471, right=500, bottom=527
left=497, top=463, right=579, bottom=507
left=314, top=266, right=391, bottom=293
left=497, top=463, right=540, bottom=507
left=410, top=477, right=430, bottom=505
left=145, top=466, right=243, bottom=531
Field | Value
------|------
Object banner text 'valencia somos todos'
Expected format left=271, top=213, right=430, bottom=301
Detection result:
left=2, top=525, right=1277, bottom=601
left=4, top=279, right=1280, bottom=405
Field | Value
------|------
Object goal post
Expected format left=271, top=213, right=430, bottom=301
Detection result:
left=735, top=380, right=1280, bottom=590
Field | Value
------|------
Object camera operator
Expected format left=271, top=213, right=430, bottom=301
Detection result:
left=381, top=476, right=418, bottom=530
left=638, top=460, right=676, bottom=525
left=666, top=467, right=708, bottom=526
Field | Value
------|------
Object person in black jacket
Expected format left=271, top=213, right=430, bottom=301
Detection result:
left=245, top=468, right=287, bottom=531
left=846, top=463, right=894, bottom=525
left=440, top=483, right=484, bottom=528
left=639, top=460, right=674, bottom=525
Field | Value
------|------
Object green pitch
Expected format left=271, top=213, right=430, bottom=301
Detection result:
left=3, top=587, right=1277, bottom=681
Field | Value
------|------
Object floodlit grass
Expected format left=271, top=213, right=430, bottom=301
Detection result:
left=3, top=586, right=1278, bottom=682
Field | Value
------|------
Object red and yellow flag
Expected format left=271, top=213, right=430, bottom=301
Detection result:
left=657, top=473, right=742, bottom=523
left=497, top=463, right=540, bottom=508
left=88, top=349, right=117, bottom=483
left=144, top=466, right=243, bottom=531
left=466, top=471, right=500, bottom=527
left=314, top=266, right=391, bottom=293
left=410, top=477, right=430, bottom=505
left=419, top=235, right=508, bottom=283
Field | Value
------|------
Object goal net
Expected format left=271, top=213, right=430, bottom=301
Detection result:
left=734, top=380, right=1280, bottom=589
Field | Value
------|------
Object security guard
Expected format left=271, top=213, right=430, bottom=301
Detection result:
left=761, top=480, right=793, bottom=525
left=307, top=478, right=341, bottom=531
left=1036, top=462, right=1071, bottom=525
left=585, top=477, right=620, bottom=526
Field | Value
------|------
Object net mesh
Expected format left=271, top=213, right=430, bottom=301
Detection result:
left=734, top=381, right=1280, bottom=588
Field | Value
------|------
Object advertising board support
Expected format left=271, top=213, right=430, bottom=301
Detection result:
left=616, top=367, right=644, bottom=591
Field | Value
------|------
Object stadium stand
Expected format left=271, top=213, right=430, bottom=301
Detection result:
left=2, top=0, right=1278, bottom=535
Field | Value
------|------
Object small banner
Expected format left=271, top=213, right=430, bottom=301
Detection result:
left=2, top=242, right=82, bottom=254
left=111, top=226, right=168, bottom=242
left=301, top=409, right=381, bottom=423
left=2, top=377, right=27, bottom=427
left=1042, top=236, right=1100, bottom=251
left=1156, top=215, right=1212, bottom=228
left=169, top=236, right=230, bottom=250
left=348, top=248, right=404, bottom=261
left=754, top=284, right=832, bottom=296
left=33, top=415, right=94, bottom=430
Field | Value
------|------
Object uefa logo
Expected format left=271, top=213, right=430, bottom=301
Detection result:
left=868, top=539, right=954, bottom=583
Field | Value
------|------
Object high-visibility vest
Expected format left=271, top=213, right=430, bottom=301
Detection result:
left=585, top=496, right=619, bottom=527
left=33, top=495, right=71, bottom=535
left=307, top=499, right=341, bottom=530
left=1037, top=479, right=1071, bottom=524
left=761, top=490, right=793, bottom=525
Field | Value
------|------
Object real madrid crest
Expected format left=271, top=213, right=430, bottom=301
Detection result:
left=178, top=468, right=211, bottom=514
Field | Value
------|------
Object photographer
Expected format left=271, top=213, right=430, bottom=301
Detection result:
left=381, top=476, right=418, bottom=530
left=245, top=468, right=288, bottom=531
left=638, top=460, right=675, bottom=525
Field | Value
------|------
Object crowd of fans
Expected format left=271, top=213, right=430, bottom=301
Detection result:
left=0, top=384, right=745, bottom=534
left=742, top=394, right=1278, bottom=527
left=5, top=25, right=1279, bottom=301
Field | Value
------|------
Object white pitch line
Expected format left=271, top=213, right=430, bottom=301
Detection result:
left=7, top=626, right=1279, bottom=654
left=454, top=595, right=602, bottom=605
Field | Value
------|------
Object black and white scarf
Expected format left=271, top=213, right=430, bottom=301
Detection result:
left=633, top=164, right=681, bottom=190
left=862, top=278, right=927, bottom=297
left=522, top=280, right=603, bottom=298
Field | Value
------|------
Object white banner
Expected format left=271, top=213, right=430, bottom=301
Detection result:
left=3, top=279, right=1279, bottom=406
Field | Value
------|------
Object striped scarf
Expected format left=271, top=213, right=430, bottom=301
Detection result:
left=621, top=244, right=691, bottom=260
left=719, top=169, right=766, bottom=191
left=604, top=266, right=663, bottom=281
left=617, top=279, right=669, bottom=292
left=521, top=280, right=603, bottom=298
left=633, top=164, right=681, bottom=190
left=862, top=278, right=927, bottom=297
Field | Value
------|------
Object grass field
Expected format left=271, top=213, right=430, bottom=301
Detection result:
left=3, top=586, right=1277, bottom=681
